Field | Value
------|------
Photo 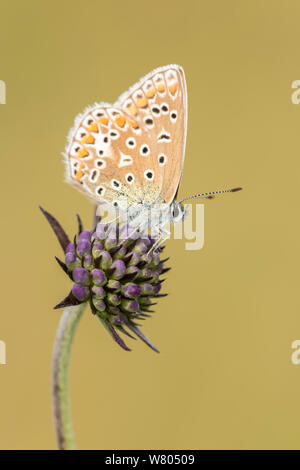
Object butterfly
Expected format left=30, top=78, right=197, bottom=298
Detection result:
left=64, top=64, right=241, bottom=242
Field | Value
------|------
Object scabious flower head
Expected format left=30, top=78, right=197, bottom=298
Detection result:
left=41, top=208, right=170, bottom=352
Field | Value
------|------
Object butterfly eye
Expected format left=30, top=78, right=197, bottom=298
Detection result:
left=144, top=169, right=154, bottom=181
left=172, top=205, right=181, bottom=220
left=140, top=144, right=150, bottom=156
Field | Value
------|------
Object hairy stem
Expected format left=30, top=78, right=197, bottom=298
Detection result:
left=52, top=303, right=86, bottom=450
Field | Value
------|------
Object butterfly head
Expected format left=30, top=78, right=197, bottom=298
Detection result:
left=170, top=200, right=187, bottom=223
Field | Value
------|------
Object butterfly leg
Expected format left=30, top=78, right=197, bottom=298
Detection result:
left=155, top=228, right=170, bottom=251
left=149, top=227, right=170, bottom=253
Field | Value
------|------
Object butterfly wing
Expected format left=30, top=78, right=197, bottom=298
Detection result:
left=64, top=103, right=164, bottom=209
left=116, top=64, right=187, bottom=204
left=64, top=65, right=187, bottom=209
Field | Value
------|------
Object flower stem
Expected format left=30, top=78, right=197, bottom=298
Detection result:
left=52, top=303, right=86, bottom=450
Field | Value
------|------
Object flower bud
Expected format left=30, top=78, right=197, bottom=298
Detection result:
left=72, top=267, right=90, bottom=286
left=122, top=283, right=142, bottom=299
left=109, top=260, right=126, bottom=280
left=72, top=284, right=89, bottom=301
left=78, top=230, right=92, bottom=241
left=77, top=239, right=91, bottom=256
left=92, top=286, right=105, bottom=298
left=42, top=208, right=170, bottom=352
left=91, top=269, right=106, bottom=286
left=121, top=299, right=139, bottom=313
left=107, top=293, right=121, bottom=306
left=98, top=251, right=112, bottom=270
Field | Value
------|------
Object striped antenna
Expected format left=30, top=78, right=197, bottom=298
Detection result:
left=178, top=187, right=242, bottom=202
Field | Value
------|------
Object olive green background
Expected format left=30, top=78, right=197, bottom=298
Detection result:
left=1, top=0, right=300, bottom=450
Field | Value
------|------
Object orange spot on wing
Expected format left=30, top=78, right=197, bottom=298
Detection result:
left=81, top=134, right=95, bottom=144
left=169, top=82, right=178, bottom=95
left=127, top=104, right=137, bottom=115
left=99, top=117, right=109, bottom=125
left=157, top=83, right=165, bottom=92
left=129, top=119, right=139, bottom=129
left=87, top=122, right=98, bottom=133
left=146, top=88, right=155, bottom=98
left=75, top=163, right=85, bottom=182
left=77, top=147, right=89, bottom=158
left=115, top=115, right=126, bottom=127
left=135, top=97, right=148, bottom=108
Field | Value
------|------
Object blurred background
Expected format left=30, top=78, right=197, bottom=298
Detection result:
left=1, top=0, right=300, bottom=450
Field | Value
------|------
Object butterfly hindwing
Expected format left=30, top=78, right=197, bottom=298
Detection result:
left=64, top=64, right=187, bottom=209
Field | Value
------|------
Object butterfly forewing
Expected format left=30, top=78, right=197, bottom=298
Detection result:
left=116, top=64, right=187, bottom=205
left=64, top=64, right=187, bottom=210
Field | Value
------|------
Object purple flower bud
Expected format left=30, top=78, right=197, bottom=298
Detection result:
left=65, top=242, right=75, bottom=254
left=140, top=253, right=152, bottom=265
left=108, top=306, right=121, bottom=316
left=95, top=223, right=108, bottom=239
left=42, top=207, right=169, bottom=353
left=120, top=225, right=137, bottom=240
left=65, top=251, right=77, bottom=266
left=83, top=255, right=93, bottom=269
left=152, top=252, right=160, bottom=266
left=78, top=230, right=92, bottom=241
left=109, top=260, right=126, bottom=280
left=141, top=283, right=154, bottom=295
left=104, top=236, right=118, bottom=251
left=91, top=269, right=106, bottom=286
left=122, top=283, right=142, bottom=299
left=134, top=239, right=148, bottom=254
left=92, top=286, right=105, bottom=298
left=77, top=239, right=91, bottom=256
left=72, top=267, right=90, bottom=286
left=72, top=284, right=89, bottom=301
left=127, top=252, right=141, bottom=266
left=151, top=272, right=159, bottom=283
left=125, top=266, right=139, bottom=279
left=140, top=296, right=152, bottom=306
left=107, top=293, right=121, bottom=306
left=98, top=251, right=112, bottom=270
left=113, top=246, right=127, bottom=259
left=121, top=299, right=139, bottom=313
left=137, top=268, right=152, bottom=280
left=143, top=236, right=153, bottom=247
left=92, top=298, right=106, bottom=312
left=106, top=279, right=121, bottom=292
left=154, top=283, right=162, bottom=294
left=92, top=242, right=103, bottom=258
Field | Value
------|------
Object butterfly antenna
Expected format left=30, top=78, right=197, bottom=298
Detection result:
left=178, top=187, right=242, bottom=203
